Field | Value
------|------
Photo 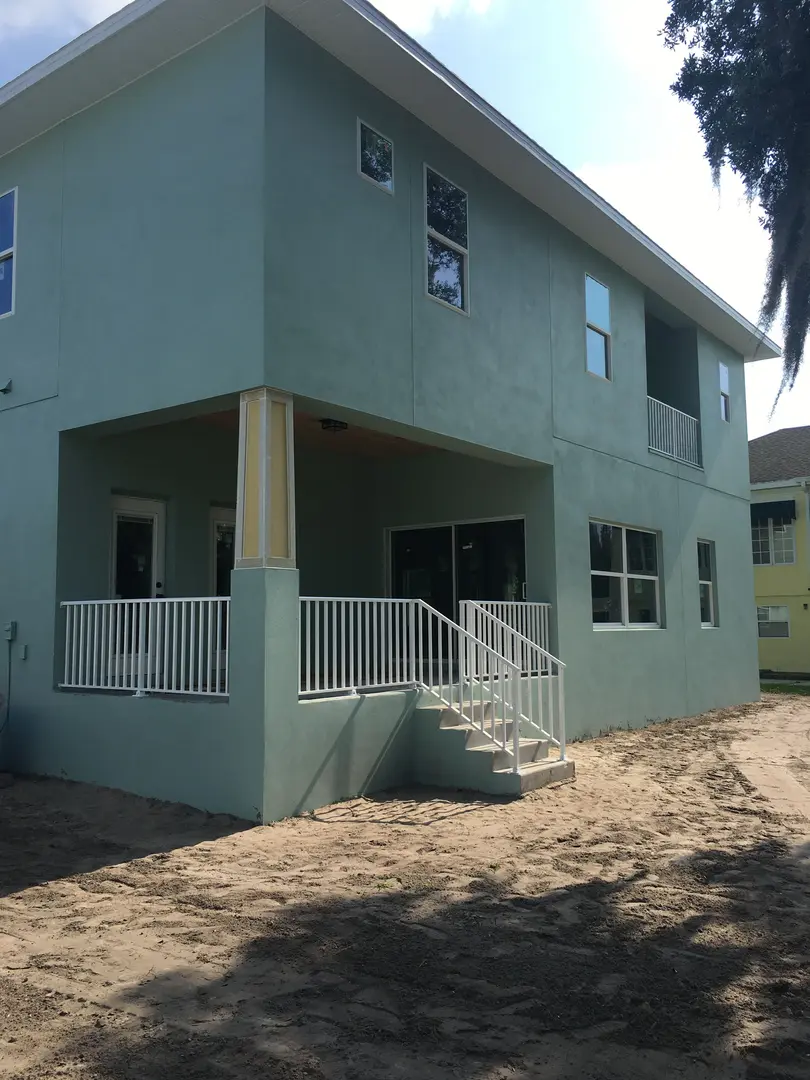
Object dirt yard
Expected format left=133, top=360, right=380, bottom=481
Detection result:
left=2, top=696, right=810, bottom=1079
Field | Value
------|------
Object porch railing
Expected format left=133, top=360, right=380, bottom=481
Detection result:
left=460, top=601, right=565, bottom=756
left=299, top=597, right=566, bottom=769
left=61, top=598, right=230, bottom=696
left=459, top=601, right=551, bottom=668
left=648, top=396, right=702, bottom=468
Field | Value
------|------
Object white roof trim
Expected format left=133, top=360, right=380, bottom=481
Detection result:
left=0, top=0, right=781, bottom=361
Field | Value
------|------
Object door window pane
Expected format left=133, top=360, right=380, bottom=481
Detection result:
left=626, top=529, right=658, bottom=575
left=215, top=522, right=235, bottom=597
left=456, top=519, right=526, bottom=604
left=592, top=575, right=622, bottom=624
left=114, top=517, right=154, bottom=599
left=427, top=235, right=465, bottom=309
left=589, top=522, right=623, bottom=573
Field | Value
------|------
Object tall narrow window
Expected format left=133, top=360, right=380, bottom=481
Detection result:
left=719, top=361, right=730, bottom=422
left=358, top=121, right=393, bottom=192
left=586, top=275, right=611, bottom=379
left=426, top=167, right=468, bottom=312
left=697, top=540, right=717, bottom=627
left=590, top=521, right=660, bottom=627
left=0, top=189, right=15, bottom=318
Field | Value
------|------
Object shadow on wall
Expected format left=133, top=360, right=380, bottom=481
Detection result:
left=30, top=838, right=810, bottom=1077
left=0, top=776, right=250, bottom=899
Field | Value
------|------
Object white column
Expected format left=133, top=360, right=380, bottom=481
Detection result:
left=235, top=388, right=296, bottom=569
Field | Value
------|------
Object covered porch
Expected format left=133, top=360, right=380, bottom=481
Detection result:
left=55, top=389, right=567, bottom=799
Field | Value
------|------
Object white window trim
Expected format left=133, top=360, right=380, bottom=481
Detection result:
left=424, top=163, right=470, bottom=316
left=109, top=495, right=166, bottom=599
left=590, top=521, right=661, bottom=630
left=752, top=518, right=796, bottom=566
left=0, top=186, right=18, bottom=321
left=585, top=273, right=612, bottom=381
left=757, top=605, right=790, bottom=639
left=357, top=118, right=394, bottom=195
left=697, top=540, right=717, bottom=628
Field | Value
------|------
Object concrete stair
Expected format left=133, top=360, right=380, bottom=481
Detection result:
left=412, top=703, right=575, bottom=796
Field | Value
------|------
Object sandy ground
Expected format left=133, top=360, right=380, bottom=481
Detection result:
left=1, top=696, right=810, bottom=1079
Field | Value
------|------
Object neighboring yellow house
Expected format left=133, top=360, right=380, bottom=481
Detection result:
left=749, top=426, right=810, bottom=675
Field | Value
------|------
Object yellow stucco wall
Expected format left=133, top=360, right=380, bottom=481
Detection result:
left=753, top=483, right=810, bottom=674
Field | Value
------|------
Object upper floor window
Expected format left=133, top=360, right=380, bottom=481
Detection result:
left=426, top=166, right=468, bottom=313
left=358, top=121, right=393, bottom=192
left=751, top=501, right=796, bottom=565
left=590, top=521, right=660, bottom=628
left=585, top=275, right=611, bottom=379
left=697, top=540, right=717, bottom=627
left=0, top=188, right=15, bottom=318
left=719, top=361, right=730, bottom=422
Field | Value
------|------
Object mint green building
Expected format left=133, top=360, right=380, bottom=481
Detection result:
left=0, top=0, right=778, bottom=821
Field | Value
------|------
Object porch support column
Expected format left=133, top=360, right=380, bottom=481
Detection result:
left=235, top=387, right=296, bottom=570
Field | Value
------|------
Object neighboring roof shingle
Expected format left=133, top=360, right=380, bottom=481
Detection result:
left=749, top=426, right=810, bottom=483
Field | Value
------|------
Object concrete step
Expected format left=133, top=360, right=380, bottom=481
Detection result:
left=492, top=738, right=549, bottom=771
left=503, top=758, right=576, bottom=792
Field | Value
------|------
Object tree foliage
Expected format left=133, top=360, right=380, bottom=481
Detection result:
left=664, top=0, right=810, bottom=391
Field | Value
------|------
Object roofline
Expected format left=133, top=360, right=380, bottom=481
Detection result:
left=751, top=479, right=810, bottom=491
left=0, top=0, right=783, bottom=362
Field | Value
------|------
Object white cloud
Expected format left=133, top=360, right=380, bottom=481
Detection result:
left=371, top=0, right=492, bottom=35
left=0, top=0, right=128, bottom=34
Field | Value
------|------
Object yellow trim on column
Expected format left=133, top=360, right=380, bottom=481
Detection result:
left=241, top=395, right=261, bottom=561
left=270, top=398, right=290, bottom=561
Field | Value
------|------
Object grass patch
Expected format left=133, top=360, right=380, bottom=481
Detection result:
left=761, top=682, right=810, bottom=696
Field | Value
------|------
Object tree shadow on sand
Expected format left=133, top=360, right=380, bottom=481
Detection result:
left=29, top=838, right=810, bottom=1079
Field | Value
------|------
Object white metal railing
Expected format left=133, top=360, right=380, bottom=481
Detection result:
left=300, top=597, right=566, bottom=768
left=460, top=601, right=566, bottom=757
left=460, top=601, right=551, bottom=668
left=61, top=598, right=230, bottom=696
left=648, top=396, right=702, bottom=468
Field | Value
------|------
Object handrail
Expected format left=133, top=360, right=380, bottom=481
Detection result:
left=461, top=601, right=566, bottom=760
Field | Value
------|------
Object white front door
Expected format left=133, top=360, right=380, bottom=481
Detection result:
left=111, top=496, right=166, bottom=600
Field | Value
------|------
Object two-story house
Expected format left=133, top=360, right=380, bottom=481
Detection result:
left=0, top=0, right=779, bottom=822
left=750, top=426, right=810, bottom=676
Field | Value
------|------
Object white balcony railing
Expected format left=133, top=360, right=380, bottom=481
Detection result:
left=61, top=598, right=230, bottom=696
left=648, top=397, right=702, bottom=468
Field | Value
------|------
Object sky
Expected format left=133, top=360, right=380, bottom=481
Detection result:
left=0, top=0, right=804, bottom=440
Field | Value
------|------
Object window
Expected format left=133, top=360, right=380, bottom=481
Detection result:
left=590, top=521, right=660, bottom=627
left=697, top=540, right=717, bottom=627
left=719, top=361, right=730, bottom=422
left=758, top=605, right=789, bottom=638
left=752, top=519, right=795, bottom=565
left=425, top=167, right=468, bottom=312
left=0, top=188, right=15, bottom=318
left=585, top=275, right=611, bottom=379
left=358, top=122, right=393, bottom=192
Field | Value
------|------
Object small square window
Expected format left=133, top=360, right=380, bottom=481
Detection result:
left=758, top=605, right=789, bottom=638
left=359, top=122, right=393, bottom=192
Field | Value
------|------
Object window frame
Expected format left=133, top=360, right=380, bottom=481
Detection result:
left=590, top=520, right=662, bottom=630
left=0, top=187, right=18, bottom=320
left=757, top=605, right=790, bottom=639
left=357, top=119, right=395, bottom=195
left=585, top=273, right=612, bottom=381
left=424, top=163, right=470, bottom=316
left=697, top=539, right=717, bottom=628
left=752, top=517, right=796, bottom=566
left=719, top=361, right=731, bottom=422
